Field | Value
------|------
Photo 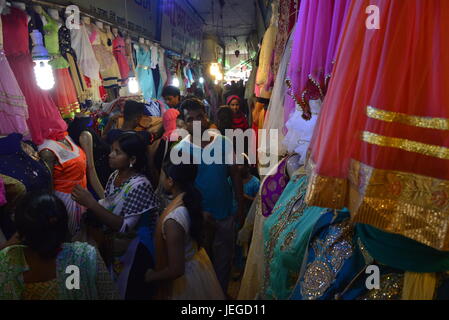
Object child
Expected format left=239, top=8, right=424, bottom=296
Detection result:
left=228, top=156, right=260, bottom=279
left=146, top=161, right=225, bottom=300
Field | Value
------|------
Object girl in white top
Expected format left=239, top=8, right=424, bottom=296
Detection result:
left=147, top=161, right=225, bottom=300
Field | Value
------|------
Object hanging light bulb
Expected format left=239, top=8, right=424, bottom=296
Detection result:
left=214, top=80, right=218, bottom=85
left=31, top=30, right=55, bottom=90
left=210, top=62, right=219, bottom=76
left=172, top=77, right=180, bottom=87
left=199, top=77, right=204, bottom=84
left=215, top=72, right=223, bottom=81
left=128, top=77, right=139, bottom=94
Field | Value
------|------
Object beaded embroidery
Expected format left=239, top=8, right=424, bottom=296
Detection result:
left=300, top=220, right=354, bottom=300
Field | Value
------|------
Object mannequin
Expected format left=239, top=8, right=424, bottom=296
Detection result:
left=105, top=24, right=111, bottom=34
left=11, top=1, right=26, bottom=11
left=68, top=113, right=110, bottom=198
left=82, top=15, right=90, bottom=25
left=145, top=39, right=151, bottom=47
left=48, top=8, right=62, bottom=27
left=95, top=20, right=103, bottom=30
left=11, top=1, right=30, bottom=22
left=0, top=0, right=9, bottom=15
left=33, top=5, right=48, bottom=25
left=139, top=37, right=145, bottom=45
left=112, top=27, right=119, bottom=38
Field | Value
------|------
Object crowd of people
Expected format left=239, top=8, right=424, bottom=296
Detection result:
left=0, top=83, right=258, bottom=300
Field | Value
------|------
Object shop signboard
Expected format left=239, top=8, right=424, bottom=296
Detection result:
left=59, top=0, right=158, bottom=39
left=160, top=0, right=203, bottom=59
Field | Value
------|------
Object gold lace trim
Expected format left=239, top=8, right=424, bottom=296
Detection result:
left=306, top=159, right=449, bottom=250
left=362, top=131, right=449, bottom=160
left=367, top=106, right=449, bottom=131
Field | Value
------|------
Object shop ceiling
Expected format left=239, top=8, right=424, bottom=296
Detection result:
left=186, top=0, right=257, bottom=53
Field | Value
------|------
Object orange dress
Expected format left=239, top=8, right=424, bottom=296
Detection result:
left=306, top=0, right=449, bottom=251
left=38, top=136, right=87, bottom=235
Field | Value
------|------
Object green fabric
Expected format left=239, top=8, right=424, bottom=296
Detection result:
left=356, top=224, right=449, bottom=273
left=42, top=11, right=69, bottom=69
left=263, top=174, right=327, bottom=300
left=0, top=242, right=98, bottom=300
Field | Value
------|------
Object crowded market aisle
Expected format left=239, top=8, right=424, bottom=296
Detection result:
left=0, top=0, right=449, bottom=301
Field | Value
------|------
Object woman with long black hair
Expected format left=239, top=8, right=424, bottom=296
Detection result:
left=71, top=133, right=159, bottom=300
left=147, top=161, right=225, bottom=300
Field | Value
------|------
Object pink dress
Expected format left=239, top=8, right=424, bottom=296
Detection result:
left=0, top=17, right=29, bottom=138
left=2, top=8, right=67, bottom=145
left=113, top=36, right=130, bottom=87
left=285, top=0, right=350, bottom=121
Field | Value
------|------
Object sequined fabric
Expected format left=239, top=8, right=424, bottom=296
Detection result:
left=300, top=220, right=354, bottom=300
left=359, top=273, right=404, bottom=300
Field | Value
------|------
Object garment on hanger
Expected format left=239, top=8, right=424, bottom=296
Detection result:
left=2, top=7, right=67, bottom=145
left=285, top=0, right=350, bottom=121
left=262, top=172, right=328, bottom=300
left=255, top=8, right=278, bottom=99
left=113, top=35, right=130, bottom=87
left=306, top=0, right=449, bottom=251
left=261, top=22, right=296, bottom=160
left=42, top=11, right=80, bottom=119
left=238, top=156, right=291, bottom=300
left=59, top=25, right=90, bottom=102
left=136, top=45, right=156, bottom=101
left=0, top=16, right=29, bottom=138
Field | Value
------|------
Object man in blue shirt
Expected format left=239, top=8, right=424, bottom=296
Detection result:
left=172, top=98, right=244, bottom=294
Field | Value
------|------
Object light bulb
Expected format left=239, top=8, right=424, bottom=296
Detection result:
left=214, top=80, right=218, bottom=85
left=199, top=77, right=204, bottom=84
left=30, top=29, right=54, bottom=90
left=33, top=60, right=55, bottom=90
left=172, top=78, right=180, bottom=87
left=128, top=77, right=139, bottom=94
left=215, top=72, right=223, bottom=81
left=210, top=63, right=219, bottom=76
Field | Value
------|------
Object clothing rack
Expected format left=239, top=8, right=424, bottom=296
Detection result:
left=18, top=0, right=201, bottom=60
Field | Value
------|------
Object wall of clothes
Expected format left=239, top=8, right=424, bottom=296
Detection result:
left=239, top=0, right=449, bottom=301
left=0, top=0, right=203, bottom=146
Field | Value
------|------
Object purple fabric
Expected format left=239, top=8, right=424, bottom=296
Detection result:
left=261, top=158, right=289, bottom=217
left=285, top=0, right=350, bottom=122
left=0, top=177, right=6, bottom=206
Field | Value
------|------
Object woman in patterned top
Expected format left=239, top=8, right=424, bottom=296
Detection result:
left=0, top=191, right=119, bottom=300
left=72, top=133, right=159, bottom=300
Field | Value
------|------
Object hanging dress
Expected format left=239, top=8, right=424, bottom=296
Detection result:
left=38, top=136, right=87, bottom=236
left=136, top=45, right=156, bottom=102
left=0, top=15, right=29, bottom=137
left=306, top=0, right=449, bottom=252
left=112, top=35, right=130, bottom=88
left=59, top=25, right=90, bottom=103
left=2, top=7, right=67, bottom=146
left=72, top=23, right=102, bottom=102
left=42, top=11, right=80, bottom=120
left=91, top=26, right=120, bottom=91
left=283, top=0, right=350, bottom=163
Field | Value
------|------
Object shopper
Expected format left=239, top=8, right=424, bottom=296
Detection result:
left=172, top=98, right=244, bottom=294
left=147, top=161, right=225, bottom=300
left=72, top=133, right=159, bottom=299
left=0, top=190, right=119, bottom=300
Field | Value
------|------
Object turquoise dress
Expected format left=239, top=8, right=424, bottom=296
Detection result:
left=136, top=47, right=156, bottom=102
left=290, top=212, right=449, bottom=300
left=262, top=172, right=328, bottom=300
